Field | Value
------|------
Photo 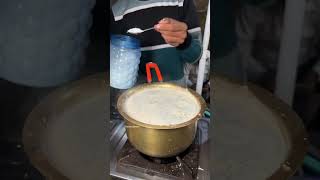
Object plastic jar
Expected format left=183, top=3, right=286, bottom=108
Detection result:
left=110, top=35, right=141, bottom=89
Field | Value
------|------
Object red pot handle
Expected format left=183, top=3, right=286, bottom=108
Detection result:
left=146, top=62, right=163, bottom=83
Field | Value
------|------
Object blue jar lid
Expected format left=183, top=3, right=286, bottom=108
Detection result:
left=111, top=34, right=141, bottom=49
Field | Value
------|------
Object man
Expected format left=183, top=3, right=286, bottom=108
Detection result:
left=110, top=0, right=203, bottom=86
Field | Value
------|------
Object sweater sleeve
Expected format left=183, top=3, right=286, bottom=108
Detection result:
left=177, top=0, right=203, bottom=64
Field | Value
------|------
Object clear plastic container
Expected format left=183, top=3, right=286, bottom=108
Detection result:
left=110, top=35, right=141, bottom=89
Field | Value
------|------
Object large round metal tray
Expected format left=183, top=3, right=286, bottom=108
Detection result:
left=22, top=73, right=308, bottom=180
left=23, top=73, right=108, bottom=180
left=212, top=74, right=308, bottom=180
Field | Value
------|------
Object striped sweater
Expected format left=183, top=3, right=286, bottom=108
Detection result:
left=110, top=0, right=202, bottom=81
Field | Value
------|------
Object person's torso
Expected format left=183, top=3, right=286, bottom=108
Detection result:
left=111, top=0, right=185, bottom=47
left=111, top=0, right=187, bottom=81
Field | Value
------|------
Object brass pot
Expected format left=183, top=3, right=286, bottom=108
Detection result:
left=117, top=82, right=207, bottom=158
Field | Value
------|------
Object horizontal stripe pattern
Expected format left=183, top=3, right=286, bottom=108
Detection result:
left=188, top=27, right=201, bottom=33
left=114, top=1, right=184, bottom=21
left=141, top=44, right=174, bottom=51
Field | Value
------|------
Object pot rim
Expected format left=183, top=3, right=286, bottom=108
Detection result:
left=117, top=82, right=207, bottom=129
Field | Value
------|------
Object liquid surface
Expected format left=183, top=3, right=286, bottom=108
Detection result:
left=124, top=87, right=200, bottom=126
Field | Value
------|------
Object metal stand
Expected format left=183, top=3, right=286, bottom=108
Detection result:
left=275, top=0, right=306, bottom=106
left=196, top=0, right=210, bottom=95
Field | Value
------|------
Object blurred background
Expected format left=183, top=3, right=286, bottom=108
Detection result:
left=0, top=0, right=106, bottom=179
left=212, top=0, right=320, bottom=178
left=1, top=0, right=320, bottom=179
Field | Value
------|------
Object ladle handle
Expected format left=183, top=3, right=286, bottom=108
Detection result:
left=146, top=62, right=163, bottom=83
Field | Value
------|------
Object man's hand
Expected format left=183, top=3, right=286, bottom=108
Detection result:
left=154, top=18, right=188, bottom=47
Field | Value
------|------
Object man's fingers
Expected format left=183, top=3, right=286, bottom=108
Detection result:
left=170, top=43, right=180, bottom=47
left=158, top=30, right=187, bottom=39
left=159, top=18, right=182, bottom=25
left=155, top=18, right=187, bottom=47
left=155, top=23, right=187, bottom=32
left=161, top=34, right=184, bottom=44
left=155, top=18, right=187, bottom=32
left=158, top=18, right=172, bottom=24
left=158, top=18, right=181, bottom=24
